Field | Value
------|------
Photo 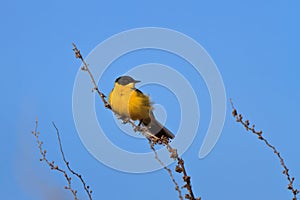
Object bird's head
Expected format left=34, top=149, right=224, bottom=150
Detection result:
left=115, top=76, right=140, bottom=86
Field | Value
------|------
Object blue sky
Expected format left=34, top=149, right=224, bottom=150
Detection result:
left=1, top=1, right=299, bottom=200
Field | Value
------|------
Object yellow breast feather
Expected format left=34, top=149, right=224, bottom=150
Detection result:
left=109, top=83, right=152, bottom=121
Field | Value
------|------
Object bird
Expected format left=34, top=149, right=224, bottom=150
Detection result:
left=108, top=75, right=175, bottom=139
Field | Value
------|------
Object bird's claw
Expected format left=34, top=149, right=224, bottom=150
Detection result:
left=121, top=118, right=130, bottom=124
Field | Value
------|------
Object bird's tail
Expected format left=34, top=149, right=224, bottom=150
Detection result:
left=142, top=112, right=175, bottom=139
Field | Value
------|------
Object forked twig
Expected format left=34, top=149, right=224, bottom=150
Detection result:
left=154, top=137, right=200, bottom=200
left=32, top=119, right=79, bottom=200
left=149, top=140, right=183, bottom=200
left=230, top=99, right=299, bottom=200
left=52, top=122, right=93, bottom=200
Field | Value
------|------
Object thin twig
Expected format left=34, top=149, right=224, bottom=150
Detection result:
left=52, top=122, right=93, bottom=200
left=149, top=140, right=183, bottom=200
left=230, top=99, right=299, bottom=200
left=162, top=138, right=200, bottom=200
left=32, top=119, right=78, bottom=200
left=72, top=43, right=111, bottom=109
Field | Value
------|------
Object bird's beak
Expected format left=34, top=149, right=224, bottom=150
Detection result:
left=134, top=80, right=141, bottom=83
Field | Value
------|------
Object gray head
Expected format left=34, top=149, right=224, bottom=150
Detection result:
left=115, top=76, right=140, bottom=85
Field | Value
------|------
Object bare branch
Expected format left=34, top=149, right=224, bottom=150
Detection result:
left=155, top=137, right=200, bottom=200
left=230, top=99, right=299, bottom=200
left=52, top=122, right=93, bottom=200
left=72, top=43, right=111, bottom=109
left=32, top=119, right=78, bottom=200
left=149, top=140, right=183, bottom=200
left=72, top=43, right=201, bottom=200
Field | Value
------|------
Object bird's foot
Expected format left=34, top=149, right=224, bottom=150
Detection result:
left=116, top=115, right=130, bottom=124
left=121, top=118, right=130, bottom=124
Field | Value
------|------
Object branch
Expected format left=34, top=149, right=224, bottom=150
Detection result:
left=72, top=43, right=201, bottom=200
left=32, top=119, right=78, bottom=200
left=149, top=140, right=183, bottom=200
left=52, top=122, right=93, bottom=200
left=72, top=43, right=111, bottom=109
left=152, top=137, right=201, bottom=200
left=230, top=99, right=299, bottom=200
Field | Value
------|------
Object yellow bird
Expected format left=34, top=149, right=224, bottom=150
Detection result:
left=108, top=76, right=175, bottom=139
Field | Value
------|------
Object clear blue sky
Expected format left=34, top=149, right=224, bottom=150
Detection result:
left=1, top=1, right=299, bottom=200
